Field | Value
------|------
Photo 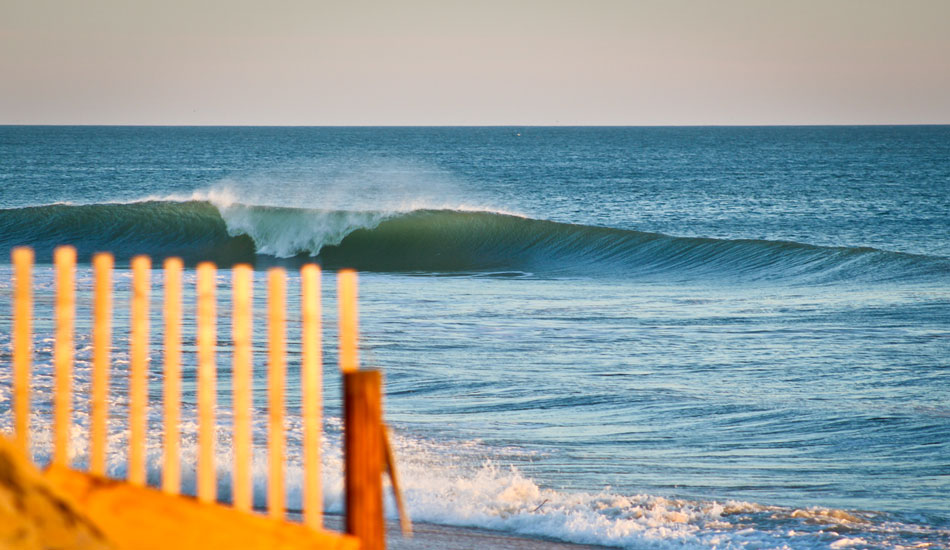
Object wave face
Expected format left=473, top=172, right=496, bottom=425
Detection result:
left=0, top=201, right=255, bottom=265
left=1, top=201, right=947, bottom=282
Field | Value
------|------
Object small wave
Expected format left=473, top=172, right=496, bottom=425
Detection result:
left=0, top=201, right=946, bottom=283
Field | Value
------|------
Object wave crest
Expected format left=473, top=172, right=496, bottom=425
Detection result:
left=218, top=204, right=389, bottom=258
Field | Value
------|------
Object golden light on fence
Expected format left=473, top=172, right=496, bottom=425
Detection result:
left=90, top=253, right=113, bottom=476
left=232, top=264, right=253, bottom=512
left=53, top=245, right=75, bottom=467
left=129, top=255, right=150, bottom=486
left=268, top=268, right=286, bottom=520
left=196, top=261, right=216, bottom=503
left=163, top=257, right=183, bottom=495
left=301, top=263, right=323, bottom=529
left=12, top=247, right=32, bottom=456
left=5, top=251, right=401, bottom=550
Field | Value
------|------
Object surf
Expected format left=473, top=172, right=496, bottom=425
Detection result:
left=1, top=200, right=946, bottom=283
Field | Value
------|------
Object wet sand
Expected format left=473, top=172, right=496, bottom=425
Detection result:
left=322, top=515, right=614, bottom=550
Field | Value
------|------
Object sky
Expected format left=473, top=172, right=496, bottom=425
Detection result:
left=2, top=0, right=949, bottom=125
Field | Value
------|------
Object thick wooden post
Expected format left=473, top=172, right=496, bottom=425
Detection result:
left=53, top=245, right=75, bottom=467
left=90, top=252, right=113, bottom=476
left=344, top=370, right=384, bottom=550
left=12, top=247, right=33, bottom=456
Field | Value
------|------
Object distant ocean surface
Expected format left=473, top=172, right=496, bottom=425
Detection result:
left=1, top=126, right=948, bottom=549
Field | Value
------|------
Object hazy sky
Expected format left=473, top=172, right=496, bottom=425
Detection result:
left=2, top=0, right=949, bottom=125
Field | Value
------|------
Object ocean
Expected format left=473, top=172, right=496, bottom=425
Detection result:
left=1, top=126, right=948, bottom=549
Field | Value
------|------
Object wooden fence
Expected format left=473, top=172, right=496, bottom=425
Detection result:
left=7, top=245, right=405, bottom=550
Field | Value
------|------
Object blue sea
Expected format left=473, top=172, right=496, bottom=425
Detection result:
left=1, top=126, right=948, bottom=549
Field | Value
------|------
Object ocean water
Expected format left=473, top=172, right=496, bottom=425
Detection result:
left=1, top=126, right=948, bottom=549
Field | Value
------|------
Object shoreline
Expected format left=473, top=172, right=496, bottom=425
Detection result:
left=321, top=514, right=615, bottom=550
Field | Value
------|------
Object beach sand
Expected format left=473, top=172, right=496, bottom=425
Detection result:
left=322, top=515, right=613, bottom=550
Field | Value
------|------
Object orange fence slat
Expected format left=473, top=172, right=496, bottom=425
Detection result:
left=53, top=246, right=76, bottom=467
left=12, top=247, right=33, bottom=456
left=197, top=262, right=217, bottom=503
left=232, top=264, right=253, bottom=512
left=91, top=253, right=113, bottom=476
left=338, top=270, right=359, bottom=373
left=129, top=255, right=150, bottom=486
left=163, top=257, right=183, bottom=494
left=268, top=268, right=286, bottom=520
left=301, top=263, right=323, bottom=529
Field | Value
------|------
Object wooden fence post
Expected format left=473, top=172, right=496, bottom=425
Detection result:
left=12, top=247, right=33, bottom=457
left=301, top=264, right=323, bottom=529
left=196, top=262, right=216, bottom=503
left=268, top=268, right=286, bottom=520
left=344, top=370, right=384, bottom=550
left=129, top=255, right=150, bottom=486
left=90, top=252, right=113, bottom=476
left=163, top=257, right=183, bottom=495
left=53, top=245, right=75, bottom=467
left=338, top=270, right=359, bottom=373
left=232, top=264, right=253, bottom=512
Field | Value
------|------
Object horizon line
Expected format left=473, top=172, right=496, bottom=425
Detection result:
left=2, top=123, right=950, bottom=128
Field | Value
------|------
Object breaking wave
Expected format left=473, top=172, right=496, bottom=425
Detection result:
left=1, top=200, right=947, bottom=282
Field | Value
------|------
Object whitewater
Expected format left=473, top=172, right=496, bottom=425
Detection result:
left=1, top=125, right=948, bottom=549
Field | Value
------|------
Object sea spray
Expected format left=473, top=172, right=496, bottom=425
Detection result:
left=199, top=156, right=477, bottom=214
left=217, top=204, right=389, bottom=258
